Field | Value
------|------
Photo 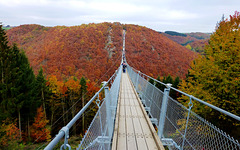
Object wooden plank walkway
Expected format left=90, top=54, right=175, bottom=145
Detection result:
left=112, top=71, right=164, bottom=150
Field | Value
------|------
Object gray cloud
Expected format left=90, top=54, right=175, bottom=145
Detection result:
left=0, top=0, right=239, bottom=32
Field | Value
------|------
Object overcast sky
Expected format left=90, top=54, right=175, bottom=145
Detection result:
left=0, top=0, right=239, bottom=32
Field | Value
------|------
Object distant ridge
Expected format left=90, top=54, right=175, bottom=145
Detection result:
left=162, top=31, right=210, bottom=53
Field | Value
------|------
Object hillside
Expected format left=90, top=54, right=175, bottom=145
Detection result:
left=189, top=39, right=209, bottom=53
left=6, top=23, right=197, bottom=80
left=7, top=23, right=121, bottom=81
left=162, top=31, right=210, bottom=53
left=125, top=26, right=197, bottom=78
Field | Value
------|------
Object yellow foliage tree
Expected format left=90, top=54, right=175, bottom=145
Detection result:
left=179, top=11, right=240, bottom=138
left=0, top=119, right=22, bottom=149
left=65, top=76, right=81, bottom=135
left=185, top=44, right=192, bottom=50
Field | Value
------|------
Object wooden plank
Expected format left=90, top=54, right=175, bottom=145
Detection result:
left=130, top=105, right=138, bottom=116
left=132, top=106, right=149, bottom=150
left=117, top=133, right=127, bottom=150
left=130, top=95, right=149, bottom=150
left=129, top=94, right=135, bottom=99
left=120, top=97, right=125, bottom=106
left=129, top=98, right=135, bottom=106
left=144, top=133, right=159, bottom=150
left=136, top=136, right=148, bottom=150
left=132, top=118, right=143, bottom=135
left=135, top=106, right=144, bottom=118
left=118, top=114, right=126, bottom=134
left=133, top=97, right=140, bottom=106
left=128, top=73, right=165, bottom=150
left=126, top=135, right=137, bottom=150
left=125, top=96, right=130, bottom=106
left=125, top=103, right=137, bottom=150
left=114, top=72, right=165, bottom=150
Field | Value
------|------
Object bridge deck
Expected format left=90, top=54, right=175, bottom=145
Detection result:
left=112, top=71, right=164, bottom=150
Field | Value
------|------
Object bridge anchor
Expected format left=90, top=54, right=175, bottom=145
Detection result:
left=60, top=126, right=71, bottom=150
left=161, top=138, right=180, bottom=150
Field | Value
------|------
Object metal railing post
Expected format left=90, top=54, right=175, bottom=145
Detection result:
left=60, top=127, right=71, bottom=150
left=158, top=83, right=172, bottom=138
left=135, top=71, right=140, bottom=92
left=103, top=82, right=113, bottom=137
left=181, top=96, right=193, bottom=150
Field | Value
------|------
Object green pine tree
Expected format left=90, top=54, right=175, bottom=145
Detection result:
left=0, top=24, right=13, bottom=120
left=13, top=46, right=37, bottom=140
left=171, top=76, right=180, bottom=100
left=0, top=25, right=38, bottom=141
left=35, top=67, right=50, bottom=117
left=148, top=78, right=154, bottom=85
left=165, top=75, right=173, bottom=84
left=155, top=76, right=163, bottom=91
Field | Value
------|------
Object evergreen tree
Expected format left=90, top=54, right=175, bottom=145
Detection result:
left=155, top=76, right=165, bottom=92
left=35, top=67, right=50, bottom=116
left=11, top=44, right=25, bottom=140
left=9, top=45, right=37, bottom=140
left=155, top=75, right=181, bottom=99
left=155, top=76, right=162, bottom=90
left=171, top=76, right=180, bottom=99
left=165, top=75, right=173, bottom=84
left=173, top=77, right=180, bottom=88
left=148, top=78, right=154, bottom=85
left=0, top=24, right=13, bottom=121
left=179, top=12, right=240, bottom=138
left=80, top=77, right=87, bottom=97
left=0, top=27, right=25, bottom=138
left=0, top=26, right=37, bottom=140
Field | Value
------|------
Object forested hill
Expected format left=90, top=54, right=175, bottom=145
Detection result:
left=162, top=31, right=210, bottom=53
left=6, top=23, right=197, bottom=80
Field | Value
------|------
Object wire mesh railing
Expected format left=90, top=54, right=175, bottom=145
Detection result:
left=127, top=65, right=240, bottom=150
left=77, top=65, right=122, bottom=150
left=44, top=65, right=122, bottom=150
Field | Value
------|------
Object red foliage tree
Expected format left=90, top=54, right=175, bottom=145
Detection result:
left=30, top=106, right=51, bottom=142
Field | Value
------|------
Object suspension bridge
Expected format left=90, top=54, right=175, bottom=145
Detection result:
left=44, top=30, right=240, bottom=150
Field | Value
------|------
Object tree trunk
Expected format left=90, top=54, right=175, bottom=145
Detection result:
left=1, top=60, right=4, bottom=84
left=72, top=104, right=76, bottom=136
left=18, top=110, right=22, bottom=139
left=70, top=93, right=76, bottom=136
left=62, top=97, right=66, bottom=125
left=51, top=106, right=54, bottom=127
left=42, top=88, right=46, bottom=118
left=28, top=117, right=30, bottom=141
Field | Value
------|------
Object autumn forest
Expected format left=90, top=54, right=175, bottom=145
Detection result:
left=1, top=11, right=240, bottom=149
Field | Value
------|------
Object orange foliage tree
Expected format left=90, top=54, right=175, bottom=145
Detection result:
left=65, top=76, right=81, bottom=135
left=0, top=119, right=22, bottom=148
left=30, top=106, right=51, bottom=143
